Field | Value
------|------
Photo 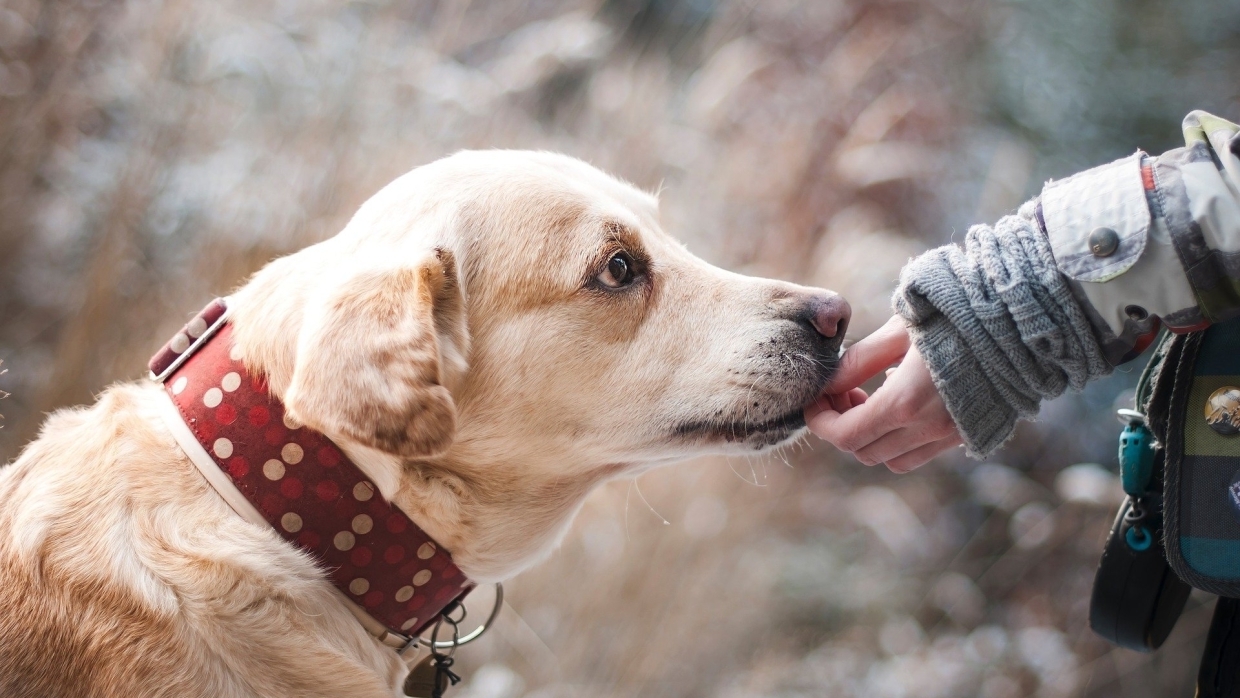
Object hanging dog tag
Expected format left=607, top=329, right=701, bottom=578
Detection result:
left=404, top=653, right=462, bottom=698
left=404, top=655, right=449, bottom=698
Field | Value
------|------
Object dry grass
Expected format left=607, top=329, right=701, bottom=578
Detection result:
left=0, top=1, right=1220, bottom=696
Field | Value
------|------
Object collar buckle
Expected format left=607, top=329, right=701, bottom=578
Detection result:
left=149, top=298, right=231, bottom=383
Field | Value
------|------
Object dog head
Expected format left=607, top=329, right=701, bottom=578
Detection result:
left=230, top=151, right=848, bottom=578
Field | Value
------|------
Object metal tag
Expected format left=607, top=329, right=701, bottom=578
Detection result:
left=404, top=655, right=448, bottom=698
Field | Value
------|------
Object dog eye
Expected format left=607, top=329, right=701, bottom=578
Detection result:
left=597, top=251, right=637, bottom=289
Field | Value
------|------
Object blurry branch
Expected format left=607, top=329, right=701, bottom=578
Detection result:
left=0, top=2, right=117, bottom=287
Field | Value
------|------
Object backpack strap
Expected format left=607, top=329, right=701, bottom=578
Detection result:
left=1199, top=597, right=1240, bottom=698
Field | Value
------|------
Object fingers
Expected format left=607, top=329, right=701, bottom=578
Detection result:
left=852, top=416, right=957, bottom=467
left=884, top=434, right=963, bottom=474
left=824, top=315, right=911, bottom=394
left=805, top=388, right=868, bottom=422
left=807, top=340, right=962, bottom=474
left=852, top=427, right=924, bottom=466
left=848, top=388, right=868, bottom=407
left=828, top=388, right=868, bottom=412
left=806, top=391, right=901, bottom=454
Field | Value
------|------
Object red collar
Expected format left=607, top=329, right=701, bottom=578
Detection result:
left=149, top=299, right=473, bottom=640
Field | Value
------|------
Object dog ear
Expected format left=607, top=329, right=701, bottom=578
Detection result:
left=283, top=250, right=467, bottom=458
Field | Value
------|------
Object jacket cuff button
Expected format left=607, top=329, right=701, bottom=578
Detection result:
left=1089, top=226, right=1120, bottom=257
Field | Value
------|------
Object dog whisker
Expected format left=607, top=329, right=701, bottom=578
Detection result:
left=633, top=475, right=670, bottom=526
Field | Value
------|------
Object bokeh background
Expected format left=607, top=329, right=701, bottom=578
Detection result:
left=1, top=1, right=1239, bottom=696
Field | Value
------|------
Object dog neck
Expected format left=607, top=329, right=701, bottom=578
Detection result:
left=392, top=450, right=617, bottom=583
left=151, top=307, right=474, bottom=640
left=302, top=411, right=620, bottom=583
left=227, top=277, right=616, bottom=584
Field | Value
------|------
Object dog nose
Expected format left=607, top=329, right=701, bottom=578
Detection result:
left=803, top=293, right=851, bottom=347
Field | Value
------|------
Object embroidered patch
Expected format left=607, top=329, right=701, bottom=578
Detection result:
left=1230, top=471, right=1240, bottom=522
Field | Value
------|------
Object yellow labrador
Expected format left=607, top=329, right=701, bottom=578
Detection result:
left=0, top=151, right=848, bottom=697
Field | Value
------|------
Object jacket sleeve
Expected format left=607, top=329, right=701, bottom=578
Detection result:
left=1038, top=110, right=1240, bottom=364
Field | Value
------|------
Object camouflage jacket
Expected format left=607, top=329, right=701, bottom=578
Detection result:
left=1041, top=111, right=1240, bottom=365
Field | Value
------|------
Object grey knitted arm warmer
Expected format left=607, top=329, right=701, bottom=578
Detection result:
left=892, top=202, right=1113, bottom=457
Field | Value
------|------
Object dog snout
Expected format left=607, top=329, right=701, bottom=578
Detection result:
left=797, top=292, right=851, bottom=353
left=806, top=293, right=850, bottom=340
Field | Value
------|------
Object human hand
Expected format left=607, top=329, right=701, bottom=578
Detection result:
left=805, top=315, right=962, bottom=473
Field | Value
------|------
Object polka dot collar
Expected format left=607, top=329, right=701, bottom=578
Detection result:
left=151, top=299, right=473, bottom=641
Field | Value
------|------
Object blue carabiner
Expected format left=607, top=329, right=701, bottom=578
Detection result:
left=1118, top=418, right=1156, bottom=497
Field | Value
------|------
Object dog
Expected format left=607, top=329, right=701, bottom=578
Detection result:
left=0, top=150, right=848, bottom=697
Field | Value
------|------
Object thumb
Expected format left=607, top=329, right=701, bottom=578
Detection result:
left=824, top=315, right=911, bottom=393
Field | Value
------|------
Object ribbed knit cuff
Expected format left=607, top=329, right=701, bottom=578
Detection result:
left=893, top=204, right=1111, bottom=458
left=905, top=313, right=1019, bottom=457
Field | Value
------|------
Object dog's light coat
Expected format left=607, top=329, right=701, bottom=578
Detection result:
left=0, top=151, right=840, bottom=697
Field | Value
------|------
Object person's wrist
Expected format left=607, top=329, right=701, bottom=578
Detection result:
left=903, top=315, right=1016, bottom=457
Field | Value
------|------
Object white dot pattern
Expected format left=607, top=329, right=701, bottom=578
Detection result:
left=170, top=332, right=190, bottom=354
left=213, top=438, right=233, bottom=458
left=263, top=459, right=285, bottom=481
left=186, top=317, right=207, bottom=338
left=333, top=531, right=356, bottom=551
left=281, top=512, right=303, bottom=532
left=159, top=313, right=474, bottom=638
left=203, top=387, right=223, bottom=408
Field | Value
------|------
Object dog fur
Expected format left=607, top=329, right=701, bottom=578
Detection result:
left=0, top=151, right=845, bottom=697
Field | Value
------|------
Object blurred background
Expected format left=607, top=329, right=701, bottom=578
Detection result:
left=1, top=0, right=1238, bottom=696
